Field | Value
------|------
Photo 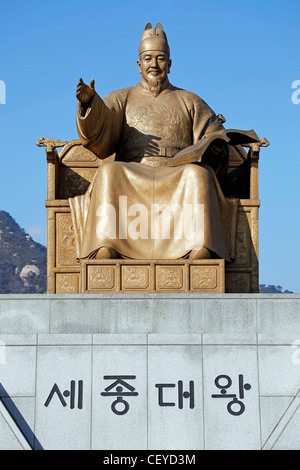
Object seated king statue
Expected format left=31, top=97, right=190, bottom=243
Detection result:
left=69, top=23, right=258, bottom=262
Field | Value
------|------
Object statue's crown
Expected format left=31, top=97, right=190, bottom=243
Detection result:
left=138, top=23, right=170, bottom=56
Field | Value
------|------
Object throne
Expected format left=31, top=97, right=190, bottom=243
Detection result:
left=38, top=131, right=268, bottom=294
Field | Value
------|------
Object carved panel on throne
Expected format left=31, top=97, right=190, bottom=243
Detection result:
left=81, top=259, right=225, bottom=294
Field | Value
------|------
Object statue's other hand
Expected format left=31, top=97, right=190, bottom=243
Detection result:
left=76, top=78, right=95, bottom=105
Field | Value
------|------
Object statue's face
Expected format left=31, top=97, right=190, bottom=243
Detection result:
left=137, top=51, right=171, bottom=85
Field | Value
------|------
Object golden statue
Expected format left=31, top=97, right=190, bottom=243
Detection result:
left=69, top=23, right=259, bottom=263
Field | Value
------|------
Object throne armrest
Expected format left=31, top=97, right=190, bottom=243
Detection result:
left=37, top=137, right=103, bottom=200
left=244, top=137, right=269, bottom=200
left=36, top=137, right=68, bottom=200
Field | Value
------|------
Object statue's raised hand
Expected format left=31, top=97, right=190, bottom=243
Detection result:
left=76, top=78, right=95, bottom=105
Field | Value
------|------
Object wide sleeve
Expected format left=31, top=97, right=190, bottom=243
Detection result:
left=76, top=88, right=130, bottom=158
left=185, top=92, right=224, bottom=142
left=180, top=90, right=229, bottom=177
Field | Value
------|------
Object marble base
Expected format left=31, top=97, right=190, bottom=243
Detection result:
left=0, top=294, right=299, bottom=450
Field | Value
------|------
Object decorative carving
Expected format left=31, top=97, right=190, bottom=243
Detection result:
left=156, top=266, right=183, bottom=289
left=190, top=266, right=217, bottom=289
left=232, top=211, right=251, bottom=267
left=36, top=137, right=68, bottom=152
left=60, top=167, right=96, bottom=198
left=244, top=137, right=270, bottom=154
left=251, top=208, right=259, bottom=258
left=47, top=208, right=56, bottom=293
left=126, top=102, right=189, bottom=151
left=56, top=273, right=79, bottom=293
left=56, top=213, right=78, bottom=266
left=88, top=266, right=115, bottom=289
left=58, top=141, right=98, bottom=163
left=226, top=273, right=251, bottom=293
left=122, top=266, right=149, bottom=289
left=81, top=260, right=225, bottom=293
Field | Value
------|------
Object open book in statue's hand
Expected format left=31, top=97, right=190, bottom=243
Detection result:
left=167, top=128, right=260, bottom=166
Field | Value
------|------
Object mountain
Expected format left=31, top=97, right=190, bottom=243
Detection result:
left=0, top=211, right=47, bottom=294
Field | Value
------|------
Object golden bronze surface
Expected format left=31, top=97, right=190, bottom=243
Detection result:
left=81, top=259, right=225, bottom=294
left=39, top=22, right=269, bottom=293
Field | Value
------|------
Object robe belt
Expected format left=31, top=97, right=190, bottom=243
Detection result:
left=139, top=156, right=169, bottom=167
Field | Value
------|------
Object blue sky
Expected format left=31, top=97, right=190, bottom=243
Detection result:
left=0, top=0, right=299, bottom=292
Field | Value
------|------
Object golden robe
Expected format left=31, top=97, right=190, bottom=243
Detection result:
left=70, top=83, right=238, bottom=261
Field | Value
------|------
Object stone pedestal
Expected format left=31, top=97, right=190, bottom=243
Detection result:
left=0, top=293, right=299, bottom=450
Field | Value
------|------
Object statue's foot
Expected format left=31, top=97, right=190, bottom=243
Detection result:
left=189, top=247, right=211, bottom=260
left=95, top=246, right=118, bottom=259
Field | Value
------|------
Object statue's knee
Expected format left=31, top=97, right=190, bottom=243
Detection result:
left=183, top=164, right=212, bottom=185
left=100, top=161, right=120, bottom=176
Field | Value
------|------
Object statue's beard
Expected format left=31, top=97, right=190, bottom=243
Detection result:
left=146, top=76, right=163, bottom=97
